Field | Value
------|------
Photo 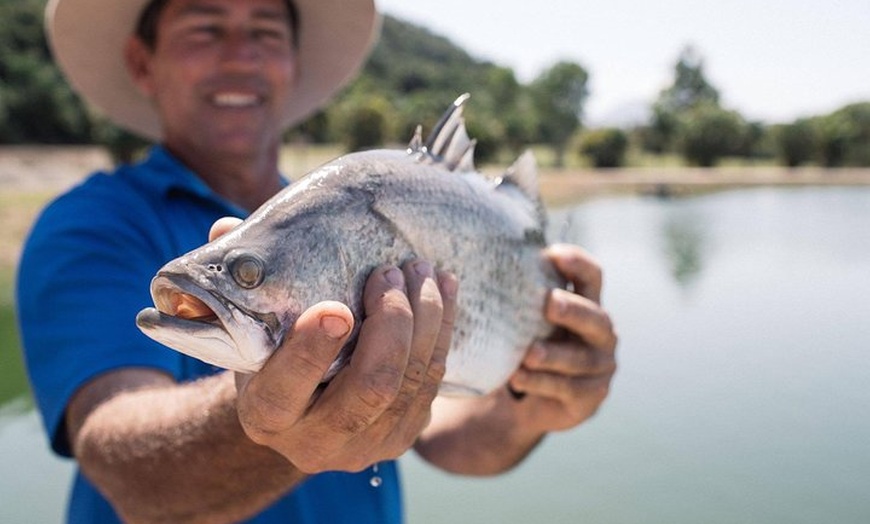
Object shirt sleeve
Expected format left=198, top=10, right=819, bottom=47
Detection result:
left=16, top=176, right=183, bottom=457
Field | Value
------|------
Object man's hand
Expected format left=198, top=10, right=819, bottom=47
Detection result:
left=214, top=214, right=458, bottom=473
left=505, top=243, right=618, bottom=433
left=416, top=243, right=617, bottom=475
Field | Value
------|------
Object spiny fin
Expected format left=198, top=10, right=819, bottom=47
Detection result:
left=497, top=150, right=546, bottom=225
left=407, top=125, right=424, bottom=153
left=498, top=150, right=539, bottom=201
left=408, top=93, right=476, bottom=172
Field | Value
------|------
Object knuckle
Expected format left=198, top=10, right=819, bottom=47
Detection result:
left=358, top=367, right=403, bottom=410
left=588, top=263, right=603, bottom=286
left=402, top=357, right=429, bottom=391
left=425, top=353, right=448, bottom=384
left=330, top=409, right=374, bottom=436
left=587, top=378, right=612, bottom=405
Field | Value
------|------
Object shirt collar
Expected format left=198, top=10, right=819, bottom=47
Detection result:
left=136, top=145, right=288, bottom=218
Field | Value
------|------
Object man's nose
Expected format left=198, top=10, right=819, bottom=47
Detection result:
left=219, top=31, right=262, bottom=69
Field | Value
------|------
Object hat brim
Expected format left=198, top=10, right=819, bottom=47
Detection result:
left=46, top=0, right=380, bottom=141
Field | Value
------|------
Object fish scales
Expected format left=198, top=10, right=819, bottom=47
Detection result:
left=136, top=95, right=563, bottom=396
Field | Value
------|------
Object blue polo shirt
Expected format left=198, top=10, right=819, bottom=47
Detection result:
left=16, top=146, right=402, bottom=523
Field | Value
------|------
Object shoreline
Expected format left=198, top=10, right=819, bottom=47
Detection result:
left=537, top=166, right=870, bottom=205
left=3, top=145, right=870, bottom=269
left=4, top=144, right=870, bottom=200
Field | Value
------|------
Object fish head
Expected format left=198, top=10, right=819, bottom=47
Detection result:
left=135, top=198, right=359, bottom=374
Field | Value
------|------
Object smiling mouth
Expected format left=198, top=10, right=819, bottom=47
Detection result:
left=212, top=92, right=263, bottom=108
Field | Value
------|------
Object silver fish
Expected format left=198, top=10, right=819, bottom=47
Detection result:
left=136, top=94, right=562, bottom=396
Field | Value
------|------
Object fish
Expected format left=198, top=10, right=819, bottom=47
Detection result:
left=136, top=94, right=563, bottom=396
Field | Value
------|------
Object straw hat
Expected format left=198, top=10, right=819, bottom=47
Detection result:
left=45, top=0, right=380, bottom=140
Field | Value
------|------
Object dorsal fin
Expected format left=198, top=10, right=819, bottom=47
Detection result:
left=407, top=125, right=424, bottom=153
left=408, top=93, right=476, bottom=172
left=498, top=150, right=539, bottom=201
left=496, top=150, right=547, bottom=225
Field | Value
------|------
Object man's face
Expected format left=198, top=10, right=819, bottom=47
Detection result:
left=130, top=0, right=297, bottom=156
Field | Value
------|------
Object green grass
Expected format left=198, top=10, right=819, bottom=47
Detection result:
left=0, top=296, right=30, bottom=407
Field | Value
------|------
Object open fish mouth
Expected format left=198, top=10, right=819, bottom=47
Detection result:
left=148, top=274, right=232, bottom=330
left=136, top=274, right=281, bottom=373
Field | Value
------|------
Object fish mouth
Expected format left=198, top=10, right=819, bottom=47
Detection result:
left=136, top=273, right=281, bottom=373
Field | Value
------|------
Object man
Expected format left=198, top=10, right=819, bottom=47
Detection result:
left=17, top=0, right=618, bottom=522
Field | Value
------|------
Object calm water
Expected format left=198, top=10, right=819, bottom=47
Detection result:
left=2, top=187, right=869, bottom=523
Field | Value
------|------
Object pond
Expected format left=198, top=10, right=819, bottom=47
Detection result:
left=2, top=186, right=869, bottom=523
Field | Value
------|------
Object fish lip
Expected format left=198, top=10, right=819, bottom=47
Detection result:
left=150, top=272, right=282, bottom=351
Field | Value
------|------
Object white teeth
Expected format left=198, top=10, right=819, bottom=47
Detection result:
left=213, top=93, right=260, bottom=107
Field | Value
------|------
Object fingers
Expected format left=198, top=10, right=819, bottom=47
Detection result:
left=546, top=288, right=618, bottom=351
left=388, top=267, right=455, bottom=443
left=510, top=367, right=612, bottom=416
left=314, top=260, right=451, bottom=464
left=522, top=340, right=616, bottom=377
left=238, top=259, right=453, bottom=472
left=237, top=301, right=353, bottom=444
left=401, top=261, right=444, bottom=394
left=208, top=216, right=243, bottom=242
left=431, top=270, right=457, bottom=385
left=545, top=243, right=603, bottom=304
left=318, top=267, right=412, bottom=434
left=502, top=243, right=617, bottom=432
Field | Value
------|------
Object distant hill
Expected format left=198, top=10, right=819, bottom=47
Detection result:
left=363, top=16, right=496, bottom=95
left=340, top=15, right=506, bottom=137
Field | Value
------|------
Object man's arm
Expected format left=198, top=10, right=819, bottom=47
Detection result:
left=415, top=244, right=618, bottom=475
left=68, top=369, right=302, bottom=524
left=68, top=254, right=455, bottom=523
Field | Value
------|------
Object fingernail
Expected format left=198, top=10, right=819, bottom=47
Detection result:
left=384, top=267, right=404, bottom=288
left=550, top=289, right=568, bottom=317
left=320, top=315, right=350, bottom=339
left=437, top=272, right=458, bottom=300
left=413, top=260, right=433, bottom=277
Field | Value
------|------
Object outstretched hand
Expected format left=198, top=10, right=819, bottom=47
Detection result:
left=209, top=218, right=457, bottom=473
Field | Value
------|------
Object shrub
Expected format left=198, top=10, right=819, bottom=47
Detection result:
left=331, top=95, right=393, bottom=151
left=776, top=119, right=819, bottom=167
left=677, top=103, right=745, bottom=167
left=578, top=128, right=629, bottom=168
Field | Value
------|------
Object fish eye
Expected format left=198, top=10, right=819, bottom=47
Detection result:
left=229, top=254, right=265, bottom=289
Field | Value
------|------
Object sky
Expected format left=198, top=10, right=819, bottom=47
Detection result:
left=376, top=0, right=870, bottom=126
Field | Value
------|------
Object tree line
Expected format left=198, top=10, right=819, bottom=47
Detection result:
left=1, top=0, right=868, bottom=168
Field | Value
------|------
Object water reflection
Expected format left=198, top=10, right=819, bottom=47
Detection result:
left=661, top=210, right=707, bottom=288
left=551, top=197, right=711, bottom=290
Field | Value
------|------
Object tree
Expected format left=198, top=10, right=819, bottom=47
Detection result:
left=646, top=46, right=720, bottom=153
left=657, top=46, right=720, bottom=113
left=677, top=103, right=745, bottom=167
left=529, top=61, right=589, bottom=167
left=0, top=0, right=92, bottom=143
left=817, top=102, right=870, bottom=167
left=578, top=128, right=629, bottom=168
left=776, top=119, right=818, bottom=167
